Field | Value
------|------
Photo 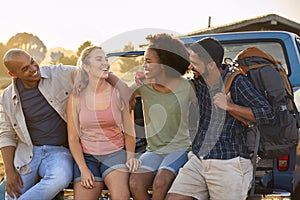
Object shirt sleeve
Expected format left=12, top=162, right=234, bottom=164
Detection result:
left=231, top=75, right=275, bottom=125
left=0, top=97, right=18, bottom=148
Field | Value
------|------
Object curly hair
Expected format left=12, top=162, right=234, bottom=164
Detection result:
left=146, top=33, right=190, bottom=77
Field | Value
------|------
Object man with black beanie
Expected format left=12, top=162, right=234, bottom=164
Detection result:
left=166, top=37, right=275, bottom=200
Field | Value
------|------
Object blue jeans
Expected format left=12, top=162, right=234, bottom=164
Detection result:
left=6, top=145, right=73, bottom=200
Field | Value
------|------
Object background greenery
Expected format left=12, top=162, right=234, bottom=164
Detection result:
left=0, top=32, right=142, bottom=90
left=0, top=32, right=143, bottom=181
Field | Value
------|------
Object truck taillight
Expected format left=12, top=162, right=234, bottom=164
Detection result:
left=277, top=155, right=289, bottom=171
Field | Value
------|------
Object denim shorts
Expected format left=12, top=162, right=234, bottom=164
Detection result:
left=73, top=149, right=127, bottom=182
left=139, top=150, right=188, bottom=175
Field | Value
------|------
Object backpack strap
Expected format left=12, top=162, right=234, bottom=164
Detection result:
left=224, top=70, right=250, bottom=127
left=248, top=64, right=293, bottom=96
left=240, top=64, right=266, bottom=76
left=242, top=63, right=295, bottom=112
left=244, top=63, right=293, bottom=97
left=224, top=70, right=241, bottom=94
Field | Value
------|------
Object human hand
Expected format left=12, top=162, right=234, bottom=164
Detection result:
left=80, top=167, right=95, bottom=189
left=6, top=171, right=23, bottom=198
left=213, top=92, right=231, bottom=110
left=135, top=71, right=146, bottom=85
left=126, top=158, right=141, bottom=173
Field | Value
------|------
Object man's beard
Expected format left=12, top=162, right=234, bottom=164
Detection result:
left=193, top=67, right=208, bottom=83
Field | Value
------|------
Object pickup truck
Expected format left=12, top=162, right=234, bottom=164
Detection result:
left=107, top=30, right=300, bottom=200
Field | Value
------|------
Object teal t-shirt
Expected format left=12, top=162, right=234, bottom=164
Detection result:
left=135, top=78, right=196, bottom=154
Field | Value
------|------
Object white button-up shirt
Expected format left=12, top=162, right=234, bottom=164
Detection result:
left=0, top=64, right=77, bottom=174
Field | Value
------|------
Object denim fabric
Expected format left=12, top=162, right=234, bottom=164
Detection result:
left=5, top=145, right=73, bottom=200
left=73, top=149, right=127, bottom=183
left=0, top=65, right=77, bottom=173
left=139, top=151, right=188, bottom=175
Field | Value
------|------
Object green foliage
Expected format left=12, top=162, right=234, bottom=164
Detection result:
left=123, top=41, right=135, bottom=51
left=0, top=77, right=11, bottom=89
left=57, top=54, right=77, bottom=65
left=49, top=41, right=94, bottom=66
left=50, top=51, right=63, bottom=64
left=50, top=51, right=77, bottom=66
left=77, top=41, right=93, bottom=57
left=6, top=32, right=47, bottom=63
left=0, top=34, right=131, bottom=73
left=0, top=43, right=9, bottom=78
left=119, top=42, right=143, bottom=73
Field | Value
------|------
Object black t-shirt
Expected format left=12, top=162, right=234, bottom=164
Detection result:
left=16, top=79, right=67, bottom=146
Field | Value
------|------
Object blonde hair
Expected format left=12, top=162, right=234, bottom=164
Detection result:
left=73, top=46, right=103, bottom=95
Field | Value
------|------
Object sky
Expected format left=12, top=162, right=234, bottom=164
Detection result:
left=1, top=0, right=300, bottom=52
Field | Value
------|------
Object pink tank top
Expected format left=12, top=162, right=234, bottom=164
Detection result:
left=79, top=88, right=124, bottom=155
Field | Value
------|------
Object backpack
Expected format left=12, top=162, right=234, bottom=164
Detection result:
left=223, top=47, right=300, bottom=159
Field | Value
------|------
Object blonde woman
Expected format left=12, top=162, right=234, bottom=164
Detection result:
left=67, top=46, right=140, bottom=200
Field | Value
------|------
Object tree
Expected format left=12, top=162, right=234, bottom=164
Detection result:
left=77, top=41, right=93, bottom=57
left=0, top=42, right=9, bottom=78
left=50, top=51, right=63, bottom=64
left=57, top=54, right=77, bottom=65
left=119, top=42, right=143, bottom=73
left=6, top=32, right=47, bottom=63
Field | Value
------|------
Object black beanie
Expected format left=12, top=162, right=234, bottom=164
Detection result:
left=193, top=37, right=224, bottom=68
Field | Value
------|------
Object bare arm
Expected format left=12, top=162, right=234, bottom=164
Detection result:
left=67, top=95, right=94, bottom=189
left=214, top=92, right=256, bottom=123
left=106, top=72, right=132, bottom=103
left=121, top=103, right=141, bottom=172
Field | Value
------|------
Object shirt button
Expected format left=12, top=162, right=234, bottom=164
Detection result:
left=65, top=92, right=69, bottom=95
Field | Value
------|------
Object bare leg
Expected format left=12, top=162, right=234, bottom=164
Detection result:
left=166, top=193, right=195, bottom=200
left=152, top=169, right=175, bottom=200
left=104, top=168, right=130, bottom=200
left=129, top=168, right=154, bottom=200
left=73, top=181, right=104, bottom=200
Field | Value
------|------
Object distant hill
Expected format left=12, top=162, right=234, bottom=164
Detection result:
left=41, top=47, right=76, bottom=65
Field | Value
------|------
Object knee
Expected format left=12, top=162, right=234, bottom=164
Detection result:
left=165, top=193, right=178, bottom=200
left=110, top=191, right=130, bottom=200
left=49, top=169, right=72, bottom=188
left=52, top=162, right=73, bottom=188
left=58, top=171, right=72, bottom=188
left=153, top=176, right=171, bottom=190
left=129, top=175, right=140, bottom=191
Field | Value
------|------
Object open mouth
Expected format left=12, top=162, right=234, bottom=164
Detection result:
left=101, top=67, right=108, bottom=71
left=32, top=70, right=39, bottom=77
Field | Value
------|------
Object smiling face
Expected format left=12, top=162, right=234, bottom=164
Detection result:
left=7, top=52, right=41, bottom=88
left=188, top=51, right=208, bottom=79
left=83, top=48, right=110, bottom=80
left=143, top=48, right=164, bottom=79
